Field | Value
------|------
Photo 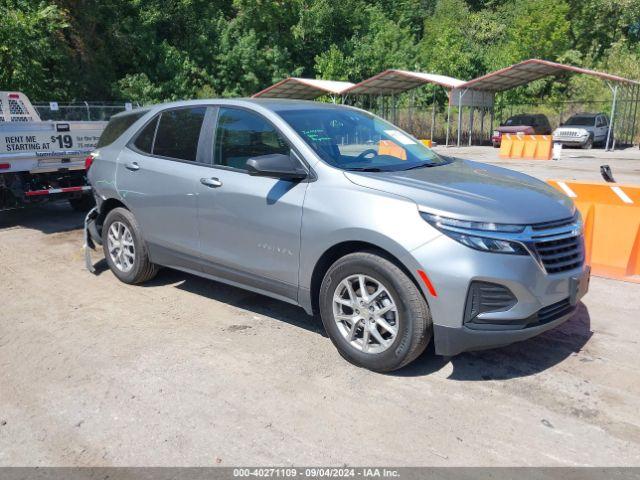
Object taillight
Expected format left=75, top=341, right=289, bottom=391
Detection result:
left=85, top=155, right=94, bottom=170
left=0, top=163, right=10, bottom=170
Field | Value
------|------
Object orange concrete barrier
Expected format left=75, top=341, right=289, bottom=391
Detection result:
left=499, top=133, right=514, bottom=158
left=523, top=135, right=537, bottom=158
left=379, top=140, right=406, bottom=160
left=548, top=180, right=640, bottom=283
left=420, top=139, right=432, bottom=148
left=500, top=134, right=552, bottom=160
left=511, top=134, right=526, bottom=158
left=534, top=135, right=553, bottom=160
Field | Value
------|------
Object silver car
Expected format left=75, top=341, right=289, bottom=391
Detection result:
left=85, top=99, right=590, bottom=372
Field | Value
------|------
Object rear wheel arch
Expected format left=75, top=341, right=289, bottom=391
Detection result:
left=309, top=240, right=427, bottom=315
left=96, top=197, right=129, bottom=235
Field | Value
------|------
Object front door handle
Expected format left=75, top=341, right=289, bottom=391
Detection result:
left=125, top=161, right=140, bottom=171
left=200, top=177, right=223, bottom=188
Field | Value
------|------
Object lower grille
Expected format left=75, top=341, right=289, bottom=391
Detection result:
left=525, top=298, right=575, bottom=328
left=534, top=235, right=584, bottom=274
left=465, top=297, right=576, bottom=330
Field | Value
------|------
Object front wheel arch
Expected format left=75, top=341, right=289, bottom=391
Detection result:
left=309, top=241, right=428, bottom=315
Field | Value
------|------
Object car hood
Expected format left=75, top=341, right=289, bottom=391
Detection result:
left=496, top=125, right=534, bottom=134
left=343, top=158, right=575, bottom=224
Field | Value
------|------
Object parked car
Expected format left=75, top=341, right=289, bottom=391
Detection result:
left=85, top=99, right=589, bottom=372
left=491, top=114, right=552, bottom=147
left=0, top=91, right=105, bottom=211
left=553, top=113, right=611, bottom=149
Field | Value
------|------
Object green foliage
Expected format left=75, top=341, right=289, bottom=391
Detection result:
left=0, top=0, right=638, bottom=104
left=0, top=1, right=71, bottom=98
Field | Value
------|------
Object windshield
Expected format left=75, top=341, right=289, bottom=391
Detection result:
left=504, top=115, right=531, bottom=126
left=277, top=108, right=447, bottom=171
left=565, top=115, right=595, bottom=126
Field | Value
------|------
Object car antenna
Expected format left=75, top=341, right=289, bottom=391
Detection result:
left=600, top=165, right=616, bottom=183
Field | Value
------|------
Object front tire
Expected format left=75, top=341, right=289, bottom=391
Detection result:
left=319, top=252, right=432, bottom=372
left=102, top=207, right=158, bottom=284
left=582, top=136, right=593, bottom=149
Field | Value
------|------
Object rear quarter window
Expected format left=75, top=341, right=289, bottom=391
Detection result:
left=97, top=110, right=146, bottom=148
left=153, top=107, right=206, bottom=161
left=133, top=116, right=159, bottom=154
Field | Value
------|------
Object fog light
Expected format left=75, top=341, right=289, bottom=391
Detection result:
left=464, top=281, right=517, bottom=324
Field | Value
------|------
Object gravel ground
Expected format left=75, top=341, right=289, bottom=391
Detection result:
left=432, top=145, right=640, bottom=184
left=1, top=152, right=639, bottom=466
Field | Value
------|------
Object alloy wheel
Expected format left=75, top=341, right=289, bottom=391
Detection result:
left=107, top=221, right=135, bottom=273
left=332, top=274, right=399, bottom=354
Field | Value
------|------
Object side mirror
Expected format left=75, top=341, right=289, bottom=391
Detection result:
left=246, top=153, right=307, bottom=180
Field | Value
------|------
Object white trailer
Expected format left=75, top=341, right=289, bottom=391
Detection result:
left=0, top=91, right=106, bottom=210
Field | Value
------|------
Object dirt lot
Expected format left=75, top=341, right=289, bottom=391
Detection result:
left=1, top=153, right=640, bottom=466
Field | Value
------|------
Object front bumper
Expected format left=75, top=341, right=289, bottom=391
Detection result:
left=553, top=136, right=589, bottom=146
left=433, top=308, right=576, bottom=356
left=404, top=234, right=589, bottom=356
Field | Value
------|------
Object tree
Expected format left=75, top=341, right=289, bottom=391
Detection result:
left=0, top=1, right=71, bottom=98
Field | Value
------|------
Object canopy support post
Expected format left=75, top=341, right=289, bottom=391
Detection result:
left=391, top=93, right=397, bottom=124
left=619, top=86, right=630, bottom=146
left=468, top=90, right=475, bottom=146
left=630, top=84, right=639, bottom=147
left=409, top=90, right=414, bottom=134
left=606, top=82, right=618, bottom=151
left=445, top=93, right=452, bottom=147
left=490, top=104, right=495, bottom=143
left=457, top=89, right=468, bottom=147
left=430, top=87, right=436, bottom=142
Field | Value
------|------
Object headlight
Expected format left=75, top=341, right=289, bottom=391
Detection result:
left=421, top=212, right=528, bottom=255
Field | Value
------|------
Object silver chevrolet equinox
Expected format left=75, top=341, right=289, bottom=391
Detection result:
left=85, top=99, right=590, bottom=372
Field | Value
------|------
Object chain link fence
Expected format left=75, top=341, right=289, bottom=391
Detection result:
left=368, top=99, right=638, bottom=147
left=32, top=101, right=142, bottom=122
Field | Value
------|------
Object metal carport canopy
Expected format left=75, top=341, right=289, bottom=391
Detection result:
left=457, top=58, right=640, bottom=150
left=252, top=78, right=354, bottom=100
left=459, top=58, right=639, bottom=91
left=344, top=69, right=466, bottom=94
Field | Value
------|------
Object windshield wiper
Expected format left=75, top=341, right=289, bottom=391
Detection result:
left=344, top=167, right=384, bottom=172
left=401, top=162, right=440, bottom=171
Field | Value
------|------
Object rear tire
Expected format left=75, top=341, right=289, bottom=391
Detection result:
left=102, top=207, right=158, bottom=284
left=319, top=252, right=432, bottom=372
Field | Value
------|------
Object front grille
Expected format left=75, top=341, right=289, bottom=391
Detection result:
left=531, top=216, right=576, bottom=231
left=533, top=235, right=584, bottom=273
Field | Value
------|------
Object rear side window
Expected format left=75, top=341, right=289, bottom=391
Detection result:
left=153, top=107, right=206, bottom=161
left=97, top=111, right=146, bottom=148
left=133, top=116, right=159, bottom=154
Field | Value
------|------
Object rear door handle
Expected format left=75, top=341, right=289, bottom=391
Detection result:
left=125, top=161, right=140, bottom=171
left=200, top=177, right=223, bottom=188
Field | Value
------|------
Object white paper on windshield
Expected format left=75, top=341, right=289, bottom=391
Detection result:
left=384, top=129, right=416, bottom=145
